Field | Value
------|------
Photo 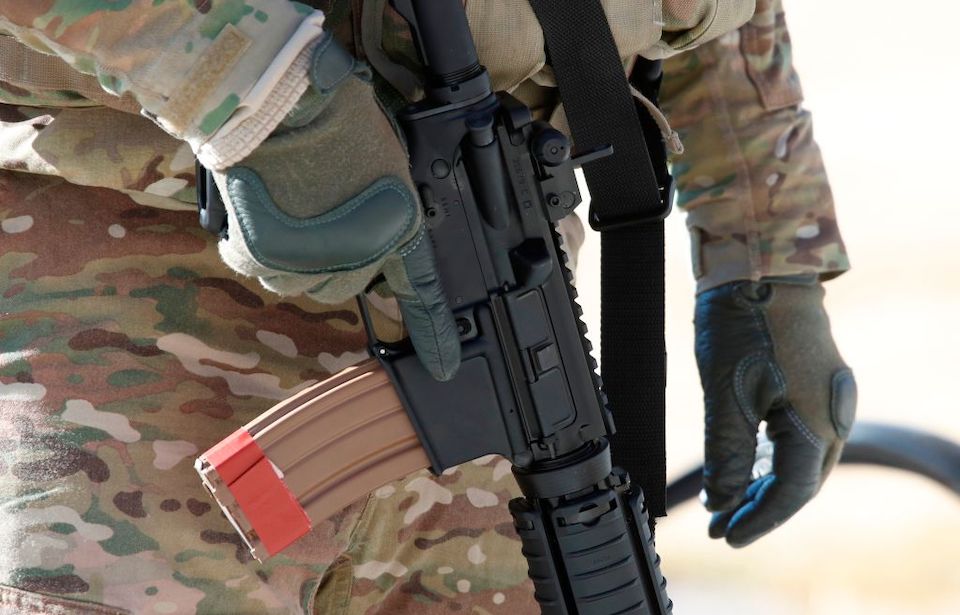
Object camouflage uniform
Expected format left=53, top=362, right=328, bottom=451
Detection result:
left=661, top=0, right=849, bottom=291
left=0, top=0, right=849, bottom=613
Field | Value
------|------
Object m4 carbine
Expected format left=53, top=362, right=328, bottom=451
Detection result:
left=198, top=1, right=673, bottom=612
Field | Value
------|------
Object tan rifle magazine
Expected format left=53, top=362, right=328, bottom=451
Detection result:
left=195, top=359, right=430, bottom=561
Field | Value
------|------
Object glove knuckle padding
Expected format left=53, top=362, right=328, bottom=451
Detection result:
left=830, top=367, right=857, bottom=439
left=224, top=170, right=417, bottom=274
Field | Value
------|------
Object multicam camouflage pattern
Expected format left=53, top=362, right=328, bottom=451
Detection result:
left=0, top=171, right=536, bottom=613
left=0, top=0, right=320, bottom=147
left=321, top=460, right=537, bottom=614
left=0, top=1, right=755, bottom=153
left=0, top=0, right=849, bottom=613
left=661, top=0, right=850, bottom=292
left=0, top=105, right=197, bottom=208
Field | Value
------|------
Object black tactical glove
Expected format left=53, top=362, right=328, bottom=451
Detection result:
left=694, top=276, right=857, bottom=547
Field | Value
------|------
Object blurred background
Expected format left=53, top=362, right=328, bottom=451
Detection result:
left=575, top=0, right=960, bottom=612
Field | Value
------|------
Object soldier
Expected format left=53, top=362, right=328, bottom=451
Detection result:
left=0, top=1, right=854, bottom=613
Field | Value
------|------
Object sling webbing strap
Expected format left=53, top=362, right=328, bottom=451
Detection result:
left=527, top=0, right=669, bottom=517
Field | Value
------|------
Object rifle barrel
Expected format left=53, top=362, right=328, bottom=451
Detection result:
left=409, top=0, right=482, bottom=86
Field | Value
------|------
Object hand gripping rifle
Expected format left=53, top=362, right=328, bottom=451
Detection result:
left=197, top=1, right=673, bottom=612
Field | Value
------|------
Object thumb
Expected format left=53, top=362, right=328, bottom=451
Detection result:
left=716, top=405, right=826, bottom=547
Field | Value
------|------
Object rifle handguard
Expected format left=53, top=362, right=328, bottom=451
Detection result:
left=195, top=359, right=429, bottom=561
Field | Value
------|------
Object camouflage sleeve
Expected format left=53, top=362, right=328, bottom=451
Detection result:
left=660, top=0, right=850, bottom=293
left=0, top=1, right=325, bottom=166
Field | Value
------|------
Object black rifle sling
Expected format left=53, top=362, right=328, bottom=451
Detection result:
left=527, top=0, right=668, bottom=518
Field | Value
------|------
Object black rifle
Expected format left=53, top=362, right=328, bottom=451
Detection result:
left=359, top=1, right=674, bottom=613
left=195, top=0, right=674, bottom=610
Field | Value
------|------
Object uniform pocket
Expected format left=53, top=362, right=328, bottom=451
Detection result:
left=739, top=0, right=804, bottom=110
left=0, top=585, right=131, bottom=615
left=311, top=555, right=355, bottom=614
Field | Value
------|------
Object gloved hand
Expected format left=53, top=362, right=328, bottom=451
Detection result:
left=694, top=276, right=857, bottom=547
left=215, top=34, right=460, bottom=381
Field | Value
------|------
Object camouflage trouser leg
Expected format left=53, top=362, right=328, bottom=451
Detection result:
left=0, top=172, right=536, bottom=614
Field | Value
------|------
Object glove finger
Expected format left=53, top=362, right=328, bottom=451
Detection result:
left=701, top=355, right=778, bottom=511
left=707, top=475, right=771, bottom=539
left=707, top=432, right=775, bottom=539
left=708, top=510, right=734, bottom=539
left=702, top=407, right=760, bottom=512
left=720, top=409, right=825, bottom=547
left=383, top=231, right=461, bottom=381
left=697, top=291, right=785, bottom=512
